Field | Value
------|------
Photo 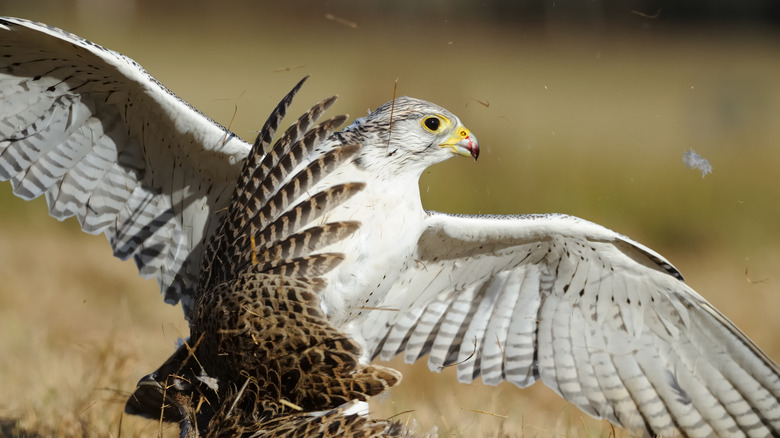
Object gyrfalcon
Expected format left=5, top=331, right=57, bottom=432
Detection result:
left=1, top=17, right=778, bottom=437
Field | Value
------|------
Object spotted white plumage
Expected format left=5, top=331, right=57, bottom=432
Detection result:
left=1, top=17, right=778, bottom=438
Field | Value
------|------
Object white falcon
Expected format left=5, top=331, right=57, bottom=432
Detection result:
left=1, top=17, right=778, bottom=438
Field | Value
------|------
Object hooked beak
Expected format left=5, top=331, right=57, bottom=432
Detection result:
left=440, top=127, right=479, bottom=161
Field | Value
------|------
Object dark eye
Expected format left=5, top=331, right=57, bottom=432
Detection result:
left=424, top=117, right=440, bottom=131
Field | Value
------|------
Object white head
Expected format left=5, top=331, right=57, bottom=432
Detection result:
left=339, top=97, right=479, bottom=178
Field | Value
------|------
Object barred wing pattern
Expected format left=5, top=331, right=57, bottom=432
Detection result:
left=366, top=212, right=780, bottom=437
left=0, top=17, right=250, bottom=310
left=199, top=93, right=363, bottom=292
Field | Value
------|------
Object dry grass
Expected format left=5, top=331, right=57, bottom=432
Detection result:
left=0, top=222, right=185, bottom=437
left=1, top=4, right=779, bottom=437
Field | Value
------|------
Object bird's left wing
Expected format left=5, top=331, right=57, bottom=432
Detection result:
left=0, top=17, right=251, bottom=309
left=365, top=212, right=780, bottom=437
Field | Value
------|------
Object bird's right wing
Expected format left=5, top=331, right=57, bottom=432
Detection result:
left=0, top=17, right=252, bottom=310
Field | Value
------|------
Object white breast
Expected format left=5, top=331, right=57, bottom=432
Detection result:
left=302, top=161, right=426, bottom=327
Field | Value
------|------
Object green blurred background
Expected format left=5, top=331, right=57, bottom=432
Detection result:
left=0, top=1, right=778, bottom=436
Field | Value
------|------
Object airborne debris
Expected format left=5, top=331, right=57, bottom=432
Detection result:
left=745, top=268, right=769, bottom=284
left=631, top=9, right=661, bottom=19
left=467, top=98, right=489, bottom=108
left=273, top=64, right=306, bottom=73
left=682, top=148, right=712, bottom=177
left=325, top=13, right=358, bottom=28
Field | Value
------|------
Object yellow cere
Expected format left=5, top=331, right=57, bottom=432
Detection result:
left=438, top=124, right=472, bottom=156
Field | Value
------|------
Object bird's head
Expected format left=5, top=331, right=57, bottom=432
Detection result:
left=343, top=97, right=479, bottom=177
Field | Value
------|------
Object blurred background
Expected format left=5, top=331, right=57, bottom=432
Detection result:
left=0, top=1, right=779, bottom=436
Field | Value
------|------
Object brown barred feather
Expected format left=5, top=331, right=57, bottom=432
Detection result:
left=126, top=81, right=411, bottom=436
left=199, top=102, right=359, bottom=292
left=231, top=76, right=308, bottom=217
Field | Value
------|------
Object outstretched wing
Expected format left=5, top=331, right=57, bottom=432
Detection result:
left=0, top=17, right=251, bottom=308
left=365, top=212, right=780, bottom=437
